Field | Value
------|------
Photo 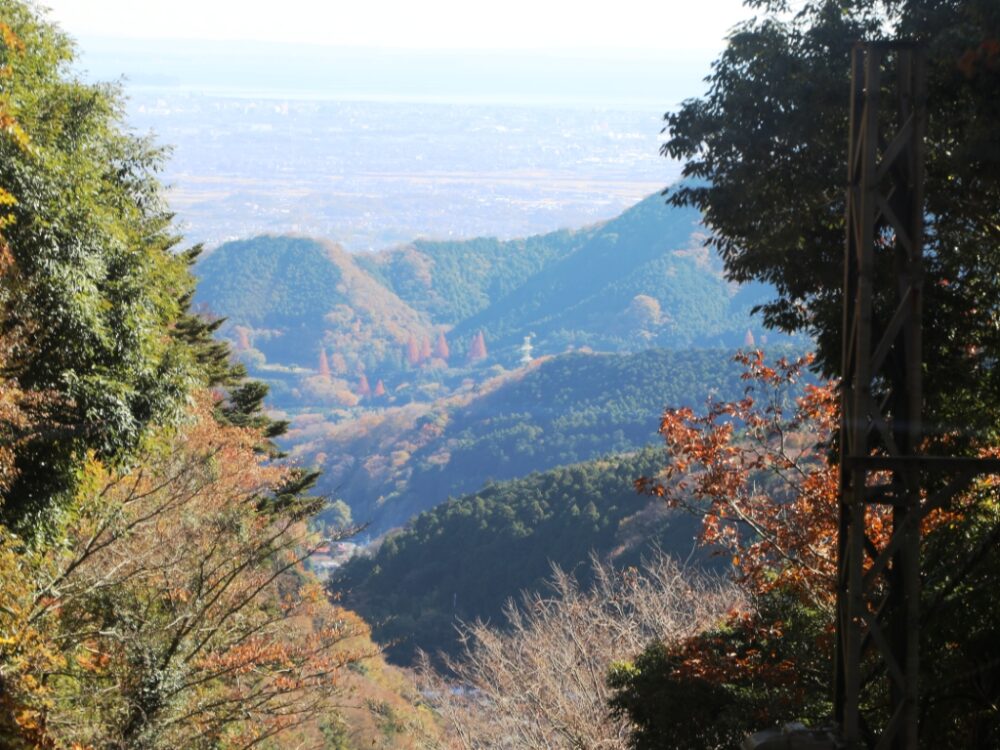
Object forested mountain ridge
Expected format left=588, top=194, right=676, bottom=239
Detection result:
left=332, top=447, right=703, bottom=663
left=446, top=192, right=771, bottom=354
left=291, top=347, right=797, bottom=534
left=355, top=228, right=593, bottom=325
left=194, top=235, right=438, bottom=370
left=193, top=191, right=781, bottom=411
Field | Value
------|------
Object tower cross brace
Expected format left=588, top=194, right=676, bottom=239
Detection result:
left=834, top=41, right=1000, bottom=749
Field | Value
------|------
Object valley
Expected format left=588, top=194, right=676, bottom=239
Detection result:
left=6, top=1, right=996, bottom=747
left=193, top=190, right=799, bottom=540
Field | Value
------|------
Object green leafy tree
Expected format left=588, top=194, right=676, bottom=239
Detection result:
left=0, top=1, right=211, bottom=526
left=609, top=4, right=1000, bottom=742
left=664, top=0, right=1000, bottom=436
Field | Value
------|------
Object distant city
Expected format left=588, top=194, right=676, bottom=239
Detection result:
left=125, top=91, right=679, bottom=251
left=76, top=40, right=695, bottom=251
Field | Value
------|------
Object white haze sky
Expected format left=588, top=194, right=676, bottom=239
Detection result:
left=41, top=0, right=750, bottom=54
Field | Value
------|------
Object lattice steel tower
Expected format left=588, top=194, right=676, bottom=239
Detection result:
left=834, top=41, right=1000, bottom=749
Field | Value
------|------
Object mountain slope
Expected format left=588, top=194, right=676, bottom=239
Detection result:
left=332, top=448, right=702, bottom=664
left=194, top=235, right=438, bottom=373
left=194, top=191, right=780, bottom=398
left=355, top=228, right=593, bottom=325
left=290, top=347, right=785, bottom=533
left=447, top=192, right=772, bottom=359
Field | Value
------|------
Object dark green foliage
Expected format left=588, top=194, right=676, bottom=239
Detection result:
left=608, top=642, right=738, bottom=750
left=213, top=356, right=322, bottom=520
left=0, top=3, right=312, bottom=535
left=357, top=229, right=590, bottom=325
left=607, top=589, right=832, bottom=750
left=321, top=347, right=794, bottom=533
left=664, top=0, right=1000, bottom=440
left=919, top=489, right=1000, bottom=747
left=266, top=467, right=325, bottom=521
left=0, top=4, right=204, bottom=525
left=171, top=246, right=247, bottom=391
left=219, top=380, right=286, bottom=438
left=333, top=448, right=701, bottom=663
left=0, top=8, right=385, bottom=746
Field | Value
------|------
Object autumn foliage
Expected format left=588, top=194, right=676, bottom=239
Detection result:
left=467, top=331, right=487, bottom=362
left=421, top=553, right=736, bottom=750
left=636, top=351, right=840, bottom=607
left=610, top=352, right=845, bottom=745
left=0, top=394, right=375, bottom=749
left=357, top=373, right=372, bottom=397
left=615, top=350, right=1000, bottom=747
left=406, top=336, right=421, bottom=367
left=434, top=332, right=450, bottom=362
left=0, top=6, right=418, bottom=746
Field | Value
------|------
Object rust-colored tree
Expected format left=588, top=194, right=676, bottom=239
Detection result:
left=0, top=393, right=374, bottom=750
left=420, top=337, right=432, bottom=363
left=405, top=337, right=420, bottom=367
left=357, top=373, right=371, bottom=398
left=468, top=332, right=487, bottom=363
left=434, top=332, right=450, bottom=362
left=616, top=352, right=980, bottom=749
left=318, top=347, right=331, bottom=378
left=373, top=379, right=387, bottom=398
left=636, top=351, right=841, bottom=608
left=614, top=352, right=844, bottom=747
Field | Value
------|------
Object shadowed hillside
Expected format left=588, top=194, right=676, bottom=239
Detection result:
left=290, top=347, right=798, bottom=533
left=332, top=447, right=705, bottom=664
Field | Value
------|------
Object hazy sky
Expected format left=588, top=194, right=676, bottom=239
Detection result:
left=41, top=0, right=750, bottom=54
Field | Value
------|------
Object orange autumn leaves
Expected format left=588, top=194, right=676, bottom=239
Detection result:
left=638, top=350, right=968, bottom=613
left=637, top=351, right=842, bottom=608
left=622, top=352, right=846, bottom=729
left=0, top=392, right=373, bottom=749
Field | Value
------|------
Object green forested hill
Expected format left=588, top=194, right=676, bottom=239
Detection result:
left=332, top=448, right=702, bottom=664
left=446, top=193, right=774, bottom=359
left=193, top=193, right=780, bottom=403
left=291, top=347, right=790, bottom=533
left=356, top=229, right=593, bottom=325
left=195, top=235, right=346, bottom=327
left=194, top=235, right=438, bottom=376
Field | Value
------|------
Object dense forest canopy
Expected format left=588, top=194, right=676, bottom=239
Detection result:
left=0, top=0, right=203, bottom=526
left=292, top=347, right=804, bottom=533
left=333, top=448, right=704, bottom=662
left=666, top=0, right=1000, bottom=438
left=0, top=4, right=442, bottom=748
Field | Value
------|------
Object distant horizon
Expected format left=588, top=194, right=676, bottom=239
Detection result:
left=71, top=36, right=715, bottom=110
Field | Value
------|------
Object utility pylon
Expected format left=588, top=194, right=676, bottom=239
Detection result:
left=834, top=41, right=1000, bottom=749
